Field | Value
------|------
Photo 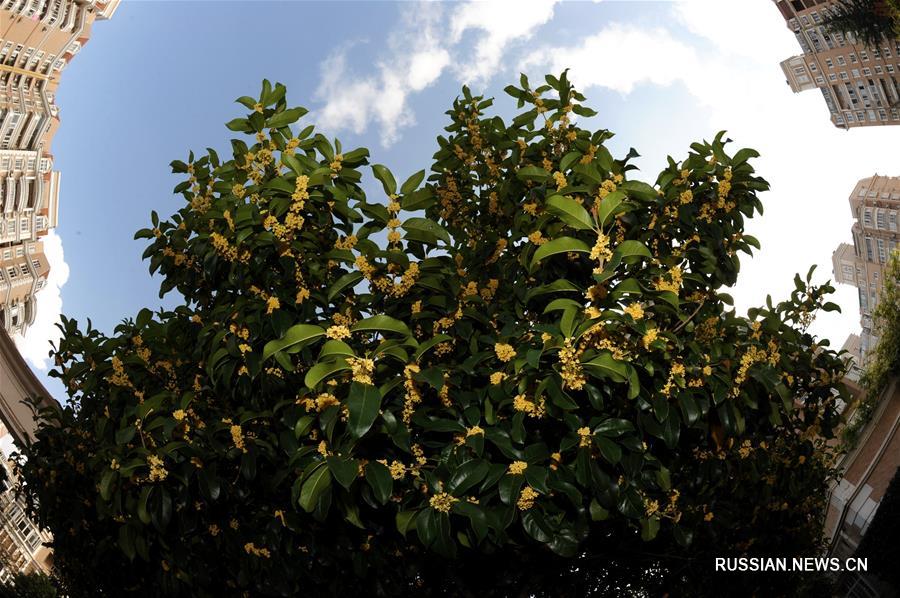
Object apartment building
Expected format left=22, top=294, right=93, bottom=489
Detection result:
left=832, top=175, right=900, bottom=364
left=773, top=0, right=900, bottom=128
left=0, top=0, right=117, bottom=336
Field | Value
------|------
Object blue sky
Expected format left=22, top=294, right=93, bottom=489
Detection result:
left=19, top=0, right=899, bottom=400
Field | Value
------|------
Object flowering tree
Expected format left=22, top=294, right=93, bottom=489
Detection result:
left=18, top=73, right=847, bottom=596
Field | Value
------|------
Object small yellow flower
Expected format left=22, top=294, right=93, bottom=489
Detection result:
left=508, top=461, right=528, bottom=475
left=429, top=492, right=458, bottom=513
left=489, top=372, right=507, bottom=385
left=466, top=426, right=485, bottom=437
left=494, top=343, right=516, bottom=362
left=642, top=328, right=658, bottom=350
left=704, top=511, right=714, bottom=522
left=578, top=426, right=593, bottom=448
left=517, top=486, right=539, bottom=510
left=173, top=409, right=186, bottom=421
left=623, top=303, right=644, bottom=320
left=326, top=325, right=352, bottom=340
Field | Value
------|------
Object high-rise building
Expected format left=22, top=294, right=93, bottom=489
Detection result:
left=832, top=175, right=900, bottom=364
left=0, top=0, right=117, bottom=336
left=773, top=0, right=900, bottom=129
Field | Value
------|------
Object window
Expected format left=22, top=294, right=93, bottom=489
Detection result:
left=875, top=65, right=883, bottom=74
left=852, top=68, right=860, bottom=78
left=888, top=64, right=895, bottom=74
left=19, top=219, right=28, bottom=233
left=865, top=236, right=874, bottom=259
left=6, top=267, right=16, bottom=279
left=31, top=260, right=40, bottom=270
left=829, top=73, right=838, bottom=81
left=890, top=212, right=897, bottom=232
left=876, top=211, right=886, bottom=229
left=19, top=264, right=27, bottom=276
left=864, top=209, right=873, bottom=226
left=863, top=67, right=871, bottom=76
left=861, top=50, right=869, bottom=61
left=837, top=55, right=847, bottom=66
left=840, top=71, right=849, bottom=80
left=850, top=53, right=858, bottom=63
left=809, top=62, right=817, bottom=72
left=14, top=247, right=22, bottom=257
left=826, top=57, right=834, bottom=68
left=877, top=239, right=886, bottom=262
left=2, top=250, right=9, bottom=260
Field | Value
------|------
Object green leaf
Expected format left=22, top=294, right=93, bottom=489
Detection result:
left=545, top=195, right=594, bottom=230
left=351, top=315, right=412, bottom=337
left=530, top=237, right=591, bottom=270
left=365, top=461, right=392, bottom=505
left=583, top=353, right=628, bottom=383
left=99, top=470, right=116, bottom=501
left=327, top=456, right=359, bottom=490
left=372, top=164, right=397, bottom=195
left=447, top=459, right=490, bottom=496
left=263, top=324, right=325, bottom=362
left=396, top=510, right=419, bottom=537
left=594, top=418, right=634, bottom=437
left=319, top=340, right=355, bottom=359
left=641, top=517, right=660, bottom=541
left=347, top=382, right=382, bottom=438
left=589, top=499, right=609, bottom=521
left=516, top=165, right=550, bottom=182
left=525, top=279, right=582, bottom=302
left=304, top=358, right=350, bottom=388
left=596, top=191, right=625, bottom=227
left=402, top=217, right=451, bottom=245
left=594, top=436, right=622, bottom=464
left=267, top=107, right=308, bottom=128
left=400, top=170, right=426, bottom=194
left=327, top=271, right=364, bottom=302
left=137, top=486, right=152, bottom=525
left=613, top=240, right=652, bottom=259
left=299, top=464, right=331, bottom=513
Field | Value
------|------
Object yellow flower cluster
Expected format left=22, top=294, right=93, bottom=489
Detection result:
left=494, top=343, right=516, bottom=362
left=508, top=461, right=528, bottom=475
left=329, top=153, right=343, bottom=177
left=479, top=279, right=500, bottom=302
left=466, top=426, right=484, bottom=437
left=347, top=357, right=375, bottom=385
left=429, top=492, right=458, bottom=513
left=231, top=424, right=247, bottom=453
left=266, top=296, right=280, bottom=315
left=661, top=362, right=685, bottom=398
left=210, top=232, right=239, bottom=262
left=578, top=426, right=593, bottom=448
left=490, top=372, right=507, bottom=385
left=597, top=178, right=617, bottom=201
left=389, top=460, right=406, bottom=480
left=528, top=231, right=547, bottom=245
left=559, top=338, right=586, bottom=390
left=108, top=355, right=130, bottom=387
left=326, top=325, right=352, bottom=340
left=513, top=394, right=546, bottom=418
left=590, top=232, right=613, bottom=268
left=731, top=345, right=769, bottom=397
left=244, top=542, right=271, bottom=558
left=333, top=235, right=358, bottom=250
left=679, top=189, right=693, bottom=204
left=517, top=486, right=539, bottom=510
left=147, top=454, right=168, bottom=482
left=553, top=171, right=567, bottom=191
left=402, top=364, right=422, bottom=423
left=623, top=303, right=644, bottom=321
left=654, top=265, right=683, bottom=295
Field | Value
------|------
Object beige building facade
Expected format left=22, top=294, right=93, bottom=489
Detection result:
left=0, top=0, right=117, bottom=336
left=832, top=175, right=900, bottom=363
left=773, top=0, right=900, bottom=128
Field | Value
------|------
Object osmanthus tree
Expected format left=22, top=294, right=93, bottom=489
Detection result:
left=17, top=73, right=848, bottom=597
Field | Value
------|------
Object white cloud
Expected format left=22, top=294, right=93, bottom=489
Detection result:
left=315, top=0, right=559, bottom=145
left=14, top=231, right=70, bottom=370
left=450, top=0, right=560, bottom=84
left=520, top=23, right=697, bottom=95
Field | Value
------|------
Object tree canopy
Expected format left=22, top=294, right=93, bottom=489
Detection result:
left=16, top=73, right=848, bottom=597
